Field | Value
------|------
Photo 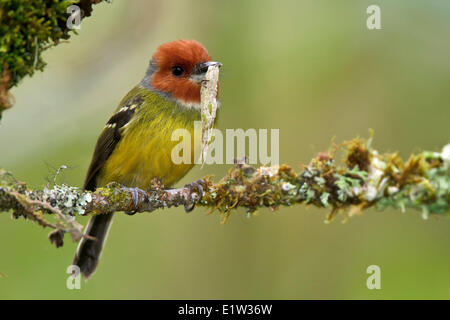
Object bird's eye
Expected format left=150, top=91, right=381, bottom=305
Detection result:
left=171, top=66, right=184, bottom=77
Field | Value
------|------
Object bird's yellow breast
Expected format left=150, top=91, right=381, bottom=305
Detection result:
left=97, top=88, right=202, bottom=189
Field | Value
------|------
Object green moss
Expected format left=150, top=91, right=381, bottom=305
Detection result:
left=0, top=0, right=76, bottom=86
left=0, top=0, right=109, bottom=116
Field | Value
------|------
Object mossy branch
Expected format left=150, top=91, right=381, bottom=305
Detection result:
left=1, top=138, right=449, bottom=248
left=0, top=0, right=109, bottom=117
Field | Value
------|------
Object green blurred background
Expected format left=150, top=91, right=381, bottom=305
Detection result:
left=1, top=0, right=450, bottom=299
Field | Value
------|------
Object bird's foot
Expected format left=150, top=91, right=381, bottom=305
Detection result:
left=121, top=186, right=147, bottom=215
left=184, top=179, right=207, bottom=213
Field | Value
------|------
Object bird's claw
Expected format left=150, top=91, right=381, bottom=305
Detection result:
left=184, top=179, right=206, bottom=213
left=121, top=186, right=147, bottom=215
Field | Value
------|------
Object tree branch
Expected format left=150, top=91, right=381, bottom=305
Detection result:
left=1, top=138, right=449, bottom=247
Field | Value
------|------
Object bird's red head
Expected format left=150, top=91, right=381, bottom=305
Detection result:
left=149, top=40, right=221, bottom=107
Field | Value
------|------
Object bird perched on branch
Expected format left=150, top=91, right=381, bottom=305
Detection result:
left=73, top=40, right=221, bottom=279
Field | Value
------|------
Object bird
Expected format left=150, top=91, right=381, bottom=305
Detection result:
left=73, top=39, right=221, bottom=279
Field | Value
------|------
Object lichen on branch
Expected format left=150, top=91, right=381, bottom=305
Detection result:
left=0, top=138, right=449, bottom=247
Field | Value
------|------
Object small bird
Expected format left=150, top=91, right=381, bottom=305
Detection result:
left=73, top=40, right=221, bottom=279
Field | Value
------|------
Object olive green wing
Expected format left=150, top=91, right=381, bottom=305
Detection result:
left=83, top=94, right=144, bottom=191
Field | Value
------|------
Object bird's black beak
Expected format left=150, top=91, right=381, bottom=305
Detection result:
left=192, top=61, right=222, bottom=76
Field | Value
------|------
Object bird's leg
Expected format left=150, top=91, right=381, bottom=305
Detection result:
left=120, top=186, right=147, bottom=215
left=184, top=179, right=206, bottom=213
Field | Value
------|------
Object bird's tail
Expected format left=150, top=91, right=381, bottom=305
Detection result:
left=73, top=213, right=114, bottom=279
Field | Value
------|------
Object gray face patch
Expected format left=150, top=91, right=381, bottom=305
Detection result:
left=139, top=59, right=158, bottom=90
left=139, top=59, right=173, bottom=101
